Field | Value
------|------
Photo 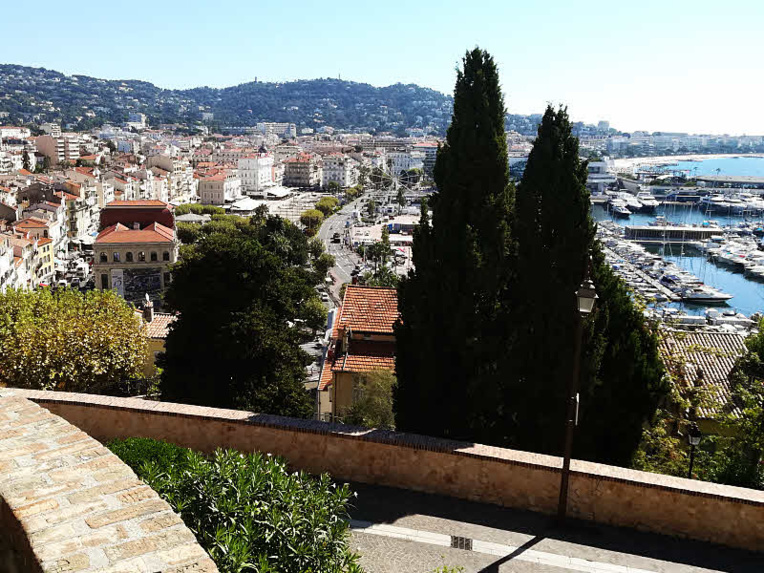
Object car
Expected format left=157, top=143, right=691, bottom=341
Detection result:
left=320, top=292, right=330, bottom=302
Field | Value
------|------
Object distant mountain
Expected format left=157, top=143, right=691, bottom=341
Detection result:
left=0, top=64, right=454, bottom=134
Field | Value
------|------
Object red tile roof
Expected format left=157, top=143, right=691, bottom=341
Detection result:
left=106, top=200, right=170, bottom=208
left=96, top=222, right=175, bottom=244
left=337, top=285, right=398, bottom=334
left=332, top=341, right=396, bottom=373
left=135, top=311, right=177, bottom=339
left=658, top=330, right=747, bottom=419
left=14, top=217, right=51, bottom=229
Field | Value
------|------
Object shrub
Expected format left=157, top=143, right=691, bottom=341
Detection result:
left=108, top=438, right=363, bottom=573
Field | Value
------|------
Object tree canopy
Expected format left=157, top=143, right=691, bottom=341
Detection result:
left=160, top=212, right=328, bottom=418
left=0, top=288, right=147, bottom=394
left=395, top=48, right=515, bottom=443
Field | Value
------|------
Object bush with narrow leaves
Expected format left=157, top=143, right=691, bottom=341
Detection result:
left=109, top=438, right=363, bottom=572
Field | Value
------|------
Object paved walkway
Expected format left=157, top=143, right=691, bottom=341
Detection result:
left=347, top=483, right=763, bottom=573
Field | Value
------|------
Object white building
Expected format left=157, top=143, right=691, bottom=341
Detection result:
left=387, top=151, right=425, bottom=177
left=321, top=154, right=358, bottom=189
left=40, top=123, right=62, bottom=137
left=256, top=122, right=297, bottom=139
left=199, top=170, right=242, bottom=205
left=238, top=153, right=274, bottom=195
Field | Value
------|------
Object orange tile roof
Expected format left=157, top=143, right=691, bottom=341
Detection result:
left=332, top=341, right=396, bottom=373
left=658, top=330, right=747, bottom=419
left=14, top=217, right=51, bottom=229
left=135, top=311, right=177, bottom=339
left=106, top=200, right=169, bottom=208
left=37, top=237, right=52, bottom=246
left=96, top=222, right=174, bottom=244
left=337, top=285, right=398, bottom=334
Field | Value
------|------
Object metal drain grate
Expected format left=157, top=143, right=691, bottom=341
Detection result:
left=451, top=535, right=473, bottom=551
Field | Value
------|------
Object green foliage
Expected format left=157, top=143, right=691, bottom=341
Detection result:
left=174, top=203, right=226, bottom=216
left=107, top=438, right=363, bottom=573
left=300, top=209, right=324, bottom=231
left=22, top=150, right=30, bottom=171
left=176, top=221, right=201, bottom=244
left=315, top=196, right=340, bottom=217
left=327, top=181, right=341, bottom=195
left=395, top=48, right=515, bottom=443
left=361, top=227, right=399, bottom=288
left=0, top=64, right=450, bottom=134
left=160, top=214, right=319, bottom=418
left=0, top=288, right=147, bottom=394
left=342, top=370, right=397, bottom=429
left=345, top=185, right=363, bottom=200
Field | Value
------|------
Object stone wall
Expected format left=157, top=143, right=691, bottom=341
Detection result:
left=4, top=388, right=764, bottom=553
left=0, top=395, right=218, bottom=572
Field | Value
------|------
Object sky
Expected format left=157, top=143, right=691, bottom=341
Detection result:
left=4, top=0, right=764, bottom=135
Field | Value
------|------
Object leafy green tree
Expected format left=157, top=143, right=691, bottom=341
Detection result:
left=342, top=370, right=397, bottom=429
left=22, top=150, right=30, bottom=171
left=300, top=209, right=324, bottom=233
left=365, top=198, right=376, bottom=217
left=358, top=166, right=370, bottom=187
left=175, top=221, right=201, bottom=244
left=0, top=289, right=147, bottom=394
left=327, top=181, right=341, bottom=195
left=160, top=215, right=320, bottom=418
left=396, top=187, right=406, bottom=208
left=42, top=155, right=51, bottom=172
left=395, top=48, right=515, bottom=443
left=315, top=196, right=339, bottom=217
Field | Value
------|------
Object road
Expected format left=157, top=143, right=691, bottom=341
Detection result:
left=317, top=198, right=364, bottom=303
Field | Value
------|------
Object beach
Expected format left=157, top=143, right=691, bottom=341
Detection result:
left=612, top=153, right=764, bottom=172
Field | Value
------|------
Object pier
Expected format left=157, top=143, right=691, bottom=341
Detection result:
left=624, top=224, right=723, bottom=244
left=602, top=246, right=681, bottom=302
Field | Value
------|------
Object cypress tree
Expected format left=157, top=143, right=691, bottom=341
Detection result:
left=395, top=48, right=515, bottom=443
left=511, top=106, right=666, bottom=461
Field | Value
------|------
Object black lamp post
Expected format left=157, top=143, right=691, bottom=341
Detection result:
left=557, top=273, right=598, bottom=521
left=687, top=422, right=702, bottom=479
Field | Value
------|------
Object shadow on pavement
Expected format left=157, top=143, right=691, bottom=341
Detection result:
left=347, top=482, right=764, bottom=572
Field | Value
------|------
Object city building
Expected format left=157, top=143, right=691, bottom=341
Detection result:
left=318, top=285, right=398, bottom=421
left=34, top=134, right=81, bottom=166
left=94, top=221, right=177, bottom=307
left=198, top=170, right=242, bottom=205
left=238, top=152, right=274, bottom=195
left=256, top=122, right=297, bottom=139
left=321, top=153, right=358, bottom=189
left=135, top=299, right=177, bottom=377
left=283, top=153, right=322, bottom=188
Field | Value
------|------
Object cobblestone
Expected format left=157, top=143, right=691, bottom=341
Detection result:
left=0, top=396, right=218, bottom=572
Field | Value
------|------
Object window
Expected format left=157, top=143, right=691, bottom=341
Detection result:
left=113, top=252, right=120, bottom=263
left=126, top=252, right=133, bottom=262
left=138, top=251, right=145, bottom=262
left=150, top=252, right=158, bottom=262
left=99, top=252, right=107, bottom=263
left=43, top=230, right=48, bottom=238
left=101, top=273, right=108, bottom=289
left=162, top=251, right=170, bottom=261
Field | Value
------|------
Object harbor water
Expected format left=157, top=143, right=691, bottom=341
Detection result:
left=592, top=204, right=764, bottom=316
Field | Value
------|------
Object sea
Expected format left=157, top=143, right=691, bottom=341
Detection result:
left=592, top=156, right=764, bottom=317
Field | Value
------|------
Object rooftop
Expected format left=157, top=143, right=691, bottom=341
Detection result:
left=96, top=222, right=175, bottom=244
left=337, top=285, right=398, bottom=334
left=658, top=329, right=747, bottom=418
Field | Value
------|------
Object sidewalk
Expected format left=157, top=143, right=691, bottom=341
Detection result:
left=348, top=483, right=763, bottom=573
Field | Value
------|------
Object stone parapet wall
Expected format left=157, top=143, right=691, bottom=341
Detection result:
left=4, top=388, right=764, bottom=553
left=0, top=395, right=218, bottom=572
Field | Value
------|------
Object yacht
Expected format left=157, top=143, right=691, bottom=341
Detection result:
left=679, top=286, right=734, bottom=303
left=635, top=191, right=660, bottom=211
left=609, top=199, right=631, bottom=218
left=617, top=192, right=643, bottom=212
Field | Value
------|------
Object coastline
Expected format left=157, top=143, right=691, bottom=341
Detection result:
left=612, top=153, right=764, bottom=172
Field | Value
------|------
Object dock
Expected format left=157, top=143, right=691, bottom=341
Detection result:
left=624, top=225, right=723, bottom=244
left=602, top=246, right=681, bottom=302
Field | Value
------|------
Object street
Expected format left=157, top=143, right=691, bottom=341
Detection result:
left=317, top=197, right=364, bottom=303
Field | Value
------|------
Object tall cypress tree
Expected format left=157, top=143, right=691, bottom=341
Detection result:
left=395, top=48, right=515, bottom=443
left=510, top=106, right=595, bottom=453
left=511, top=106, right=666, bottom=462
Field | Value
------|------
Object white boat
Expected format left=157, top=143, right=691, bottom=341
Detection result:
left=609, top=199, right=631, bottom=218
left=617, top=192, right=643, bottom=212
left=679, top=286, right=734, bottom=303
left=636, top=191, right=660, bottom=211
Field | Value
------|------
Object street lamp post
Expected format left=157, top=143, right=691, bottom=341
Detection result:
left=687, top=423, right=702, bottom=479
left=557, top=272, right=598, bottom=521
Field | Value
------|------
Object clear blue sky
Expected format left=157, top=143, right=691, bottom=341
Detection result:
left=5, top=0, right=763, bottom=135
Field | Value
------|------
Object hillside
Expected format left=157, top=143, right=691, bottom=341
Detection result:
left=0, top=64, right=453, bottom=134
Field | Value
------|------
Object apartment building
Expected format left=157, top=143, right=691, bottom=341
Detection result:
left=321, top=153, right=358, bottom=189
left=199, top=170, right=242, bottom=205
left=256, top=122, right=297, bottom=139
left=283, top=153, right=322, bottom=188
left=238, top=153, right=274, bottom=195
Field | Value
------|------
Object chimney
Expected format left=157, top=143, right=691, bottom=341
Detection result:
left=143, top=297, right=154, bottom=323
left=133, top=221, right=141, bottom=230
